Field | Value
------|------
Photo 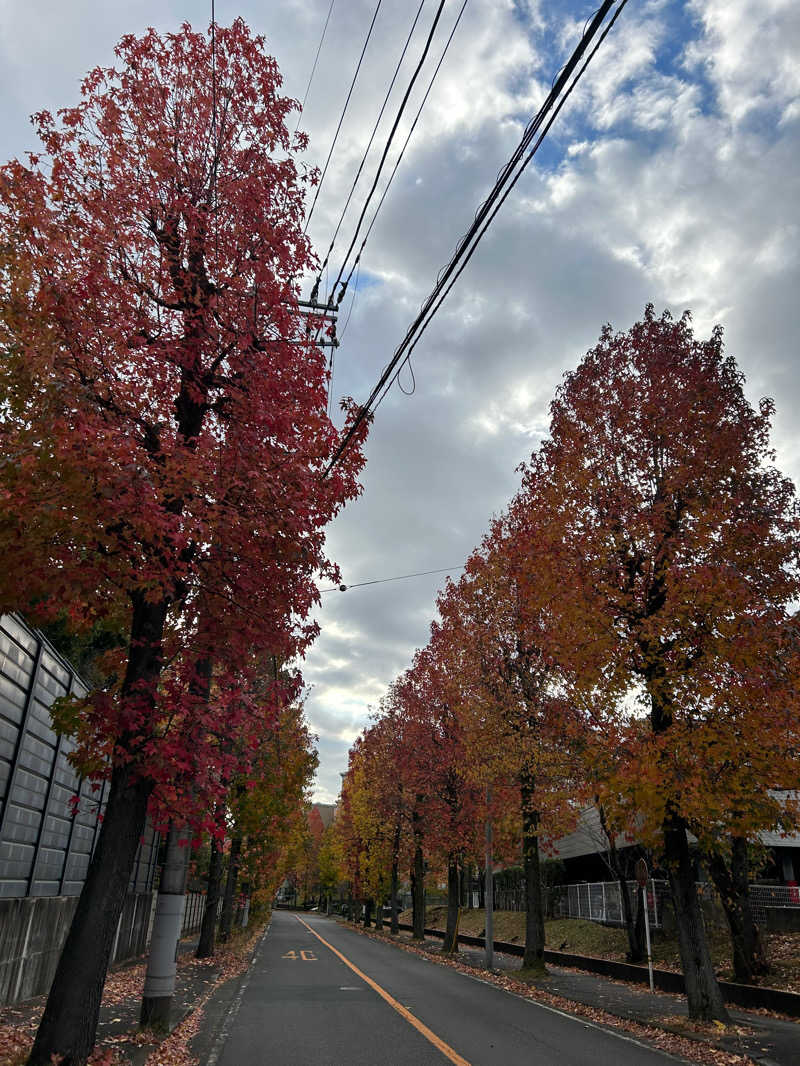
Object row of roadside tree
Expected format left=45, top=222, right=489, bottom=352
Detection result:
left=328, top=307, right=800, bottom=1024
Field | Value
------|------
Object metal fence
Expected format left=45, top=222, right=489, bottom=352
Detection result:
left=181, top=891, right=249, bottom=937
left=551, top=879, right=800, bottom=930
left=552, top=879, right=666, bottom=928
left=0, top=613, right=159, bottom=898
left=182, top=890, right=208, bottom=936
left=494, top=883, right=525, bottom=911
left=748, top=883, right=800, bottom=924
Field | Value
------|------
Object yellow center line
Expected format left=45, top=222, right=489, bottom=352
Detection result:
left=294, top=914, right=472, bottom=1066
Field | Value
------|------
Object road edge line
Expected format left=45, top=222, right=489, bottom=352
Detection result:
left=205, top=920, right=271, bottom=1066
left=343, top=923, right=696, bottom=1065
left=458, top=970, right=692, bottom=1064
left=295, top=914, right=471, bottom=1066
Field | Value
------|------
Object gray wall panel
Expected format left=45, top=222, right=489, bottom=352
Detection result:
left=0, top=615, right=159, bottom=899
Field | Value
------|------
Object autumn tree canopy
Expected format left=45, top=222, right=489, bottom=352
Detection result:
left=520, top=306, right=800, bottom=1018
left=336, top=307, right=798, bottom=1023
left=0, top=21, right=366, bottom=1065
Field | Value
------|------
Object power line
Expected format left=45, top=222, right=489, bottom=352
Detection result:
left=320, top=0, right=427, bottom=418
left=304, top=0, right=384, bottom=235
left=322, top=0, right=469, bottom=413
left=338, top=259, right=361, bottom=342
left=374, top=0, right=631, bottom=410
left=323, top=0, right=625, bottom=476
left=320, top=564, right=465, bottom=593
left=294, top=0, right=336, bottom=136
left=323, top=0, right=449, bottom=313
left=312, top=0, right=427, bottom=302
left=336, top=0, right=470, bottom=302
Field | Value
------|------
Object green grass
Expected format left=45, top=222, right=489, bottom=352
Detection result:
left=398, top=906, right=800, bottom=991
left=544, top=917, right=631, bottom=959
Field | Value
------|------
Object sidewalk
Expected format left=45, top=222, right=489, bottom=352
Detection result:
left=0, top=931, right=261, bottom=1066
left=423, top=933, right=800, bottom=1066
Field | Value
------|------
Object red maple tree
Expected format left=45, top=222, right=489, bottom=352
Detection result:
left=0, top=21, right=365, bottom=1065
left=436, top=512, right=584, bottom=973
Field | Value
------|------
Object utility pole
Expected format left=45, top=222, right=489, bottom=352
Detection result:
left=484, top=785, right=494, bottom=970
left=141, top=824, right=189, bottom=1029
left=296, top=298, right=340, bottom=350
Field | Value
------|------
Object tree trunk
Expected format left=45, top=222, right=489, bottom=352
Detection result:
left=707, top=835, right=768, bottom=984
left=465, top=861, right=474, bottom=910
left=410, top=818, right=425, bottom=940
left=597, top=803, right=644, bottom=963
left=390, top=819, right=401, bottom=934
left=648, top=667, right=729, bottom=1022
left=220, top=835, right=242, bottom=942
left=478, top=868, right=485, bottom=910
left=196, top=835, right=224, bottom=959
left=141, top=823, right=189, bottom=1028
left=28, top=765, right=153, bottom=1065
left=520, top=771, right=546, bottom=973
left=663, top=812, right=730, bottom=1022
left=363, top=898, right=373, bottom=928
left=29, top=594, right=166, bottom=1066
left=375, top=897, right=384, bottom=930
left=620, top=873, right=646, bottom=964
left=442, top=853, right=460, bottom=953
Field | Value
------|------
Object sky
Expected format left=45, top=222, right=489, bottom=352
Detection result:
left=2, top=0, right=798, bottom=802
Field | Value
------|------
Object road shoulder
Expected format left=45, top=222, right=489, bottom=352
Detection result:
left=337, top=918, right=797, bottom=1066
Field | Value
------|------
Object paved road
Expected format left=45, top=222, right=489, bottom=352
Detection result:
left=213, top=910, right=687, bottom=1065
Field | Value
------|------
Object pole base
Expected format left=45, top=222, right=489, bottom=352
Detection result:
left=140, top=994, right=172, bottom=1031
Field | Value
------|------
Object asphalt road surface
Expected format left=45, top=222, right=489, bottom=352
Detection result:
left=212, top=910, right=687, bottom=1065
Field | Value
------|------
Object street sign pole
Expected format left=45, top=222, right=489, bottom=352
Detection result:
left=636, top=858, right=654, bottom=993
left=485, top=785, right=493, bottom=970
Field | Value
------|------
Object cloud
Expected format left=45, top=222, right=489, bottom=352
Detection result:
left=3, top=0, right=797, bottom=804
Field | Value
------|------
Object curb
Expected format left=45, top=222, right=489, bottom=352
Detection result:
left=200, top=921, right=271, bottom=1066
left=394, top=922, right=800, bottom=1018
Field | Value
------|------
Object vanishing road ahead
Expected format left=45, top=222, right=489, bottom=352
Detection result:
left=211, top=909, right=686, bottom=1066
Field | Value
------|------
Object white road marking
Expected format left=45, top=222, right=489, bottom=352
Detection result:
left=206, top=922, right=271, bottom=1066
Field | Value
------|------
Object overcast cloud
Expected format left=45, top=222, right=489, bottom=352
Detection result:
left=3, top=0, right=798, bottom=801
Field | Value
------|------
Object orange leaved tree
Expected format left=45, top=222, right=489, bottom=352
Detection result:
left=527, top=306, right=799, bottom=1019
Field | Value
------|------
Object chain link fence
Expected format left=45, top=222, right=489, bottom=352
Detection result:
left=748, top=883, right=800, bottom=924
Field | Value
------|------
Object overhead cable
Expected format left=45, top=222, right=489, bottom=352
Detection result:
left=312, top=0, right=427, bottom=300
left=294, top=0, right=336, bottom=136
left=320, top=564, right=465, bottom=593
left=323, top=0, right=449, bottom=312
left=337, top=0, right=470, bottom=300
left=323, top=0, right=625, bottom=476
left=304, top=0, right=384, bottom=235
left=374, top=0, right=631, bottom=410
left=324, top=0, right=468, bottom=416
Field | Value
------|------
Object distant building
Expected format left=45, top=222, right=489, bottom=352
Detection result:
left=549, top=801, right=800, bottom=886
left=312, top=802, right=335, bottom=830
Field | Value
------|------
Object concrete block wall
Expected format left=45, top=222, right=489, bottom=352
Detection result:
left=0, top=896, right=78, bottom=1005
left=0, top=890, right=155, bottom=1006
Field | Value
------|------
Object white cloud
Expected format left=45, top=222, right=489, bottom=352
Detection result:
left=3, top=0, right=797, bottom=803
